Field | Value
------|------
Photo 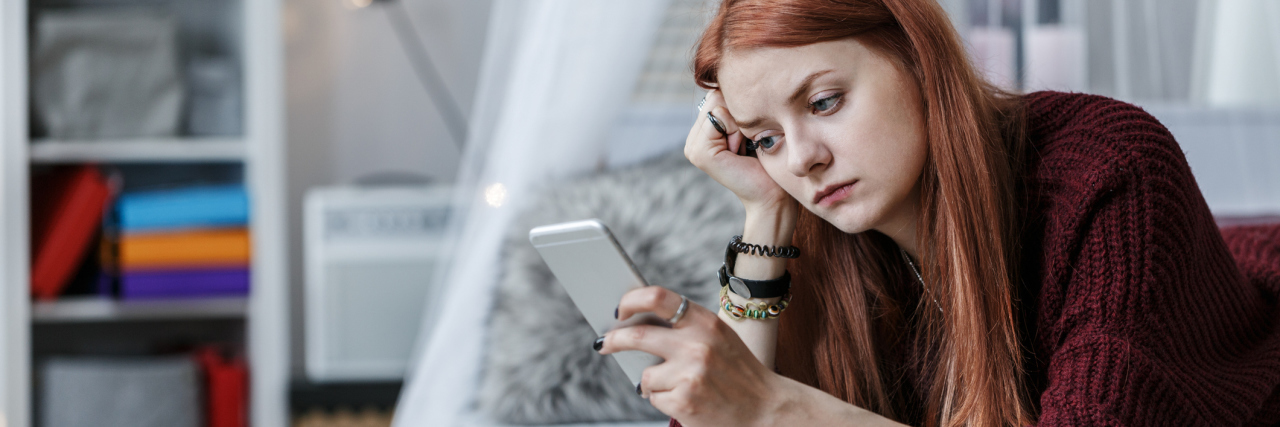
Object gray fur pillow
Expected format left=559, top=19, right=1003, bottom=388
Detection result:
left=478, top=151, right=744, bottom=424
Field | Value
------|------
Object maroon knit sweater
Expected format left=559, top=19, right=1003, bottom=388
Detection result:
left=670, top=92, right=1280, bottom=426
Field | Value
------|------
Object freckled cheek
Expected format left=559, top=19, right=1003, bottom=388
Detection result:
left=846, top=112, right=916, bottom=167
left=858, top=143, right=916, bottom=190
left=826, top=120, right=881, bottom=169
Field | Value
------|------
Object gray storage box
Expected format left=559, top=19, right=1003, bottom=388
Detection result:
left=41, top=356, right=199, bottom=427
left=32, top=9, right=184, bottom=139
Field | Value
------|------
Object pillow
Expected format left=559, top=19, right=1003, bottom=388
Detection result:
left=478, top=150, right=744, bottom=424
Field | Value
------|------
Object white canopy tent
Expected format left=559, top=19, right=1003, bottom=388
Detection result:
left=392, top=1, right=674, bottom=426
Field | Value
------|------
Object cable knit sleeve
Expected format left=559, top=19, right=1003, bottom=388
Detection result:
left=1027, top=97, right=1280, bottom=426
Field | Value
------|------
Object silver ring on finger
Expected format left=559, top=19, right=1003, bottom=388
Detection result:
left=668, top=295, right=689, bottom=325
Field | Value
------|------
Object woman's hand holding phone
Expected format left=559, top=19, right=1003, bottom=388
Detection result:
left=598, top=286, right=793, bottom=426
left=685, top=90, right=793, bottom=215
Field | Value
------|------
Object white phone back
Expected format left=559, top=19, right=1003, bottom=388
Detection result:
left=529, top=219, right=664, bottom=385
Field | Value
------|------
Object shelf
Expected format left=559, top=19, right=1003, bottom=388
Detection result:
left=290, top=380, right=403, bottom=412
left=29, top=138, right=246, bottom=163
left=33, top=296, right=248, bottom=323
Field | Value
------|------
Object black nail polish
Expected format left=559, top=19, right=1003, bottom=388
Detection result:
left=613, top=306, right=619, bottom=319
left=636, top=383, right=643, bottom=396
left=592, top=337, right=605, bottom=351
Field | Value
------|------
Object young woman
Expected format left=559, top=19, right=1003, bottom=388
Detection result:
left=598, top=0, right=1280, bottom=426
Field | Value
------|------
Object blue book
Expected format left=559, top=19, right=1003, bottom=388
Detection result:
left=118, top=185, right=249, bottom=232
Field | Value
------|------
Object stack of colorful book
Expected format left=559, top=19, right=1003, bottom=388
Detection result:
left=116, top=185, right=250, bottom=299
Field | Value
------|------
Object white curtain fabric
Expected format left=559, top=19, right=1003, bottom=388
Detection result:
left=1190, top=0, right=1280, bottom=106
left=393, top=1, right=670, bottom=426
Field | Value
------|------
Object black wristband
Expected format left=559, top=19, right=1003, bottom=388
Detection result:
left=718, top=264, right=791, bottom=299
left=729, top=235, right=800, bottom=259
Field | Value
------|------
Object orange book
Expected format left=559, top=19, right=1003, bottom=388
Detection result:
left=119, top=228, right=251, bottom=270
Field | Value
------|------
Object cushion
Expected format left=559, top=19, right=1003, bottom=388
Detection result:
left=478, top=151, right=743, bottom=424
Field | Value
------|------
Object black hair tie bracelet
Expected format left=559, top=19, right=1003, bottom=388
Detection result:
left=730, top=235, right=800, bottom=259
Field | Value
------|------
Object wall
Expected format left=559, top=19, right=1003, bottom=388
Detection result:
left=281, top=0, right=492, bottom=378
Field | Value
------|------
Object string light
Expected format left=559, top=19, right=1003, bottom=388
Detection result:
left=484, top=183, right=507, bottom=208
left=344, top=0, right=373, bottom=10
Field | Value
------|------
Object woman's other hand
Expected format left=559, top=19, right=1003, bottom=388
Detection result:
left=686, top=90, right=794, bottom=214
left=600, top=286, right=788, bottom=426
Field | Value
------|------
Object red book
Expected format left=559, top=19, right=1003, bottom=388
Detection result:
left=30, top=165, right=110, bottom=300
left=197, top=348, right=248, bottom=427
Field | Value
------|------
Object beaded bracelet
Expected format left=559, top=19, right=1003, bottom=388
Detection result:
left=729, top=235, right=800, bottom=259
left=719, top=284, right=791, bottom=320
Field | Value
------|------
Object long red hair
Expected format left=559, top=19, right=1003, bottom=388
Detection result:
left=693, top=1, right=1033, bottom=426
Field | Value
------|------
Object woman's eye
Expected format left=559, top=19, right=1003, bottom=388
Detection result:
left=753, top=135, right=780, bottom=151
left=810, top=94, right=842, bottom=113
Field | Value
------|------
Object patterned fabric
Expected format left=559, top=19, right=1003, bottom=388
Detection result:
left=671, top=91, right=1280, bottom=426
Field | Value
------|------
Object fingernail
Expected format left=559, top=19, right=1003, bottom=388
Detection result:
left=592, top=337, right=605, bottom=351
left=613, top=306, right=619, bottom=319
left=635, top=383, right=643, bottom=396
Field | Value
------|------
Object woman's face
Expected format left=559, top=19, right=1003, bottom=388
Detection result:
left=718, top=38, right=927, bottom=235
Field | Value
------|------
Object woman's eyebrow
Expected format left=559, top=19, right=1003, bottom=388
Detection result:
left=737, top=69, right=836, bottom=130
left=788, top=69, right=834, bottom=104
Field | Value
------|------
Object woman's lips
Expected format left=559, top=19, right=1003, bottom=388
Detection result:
left=815, top=182, right=855, bottom=207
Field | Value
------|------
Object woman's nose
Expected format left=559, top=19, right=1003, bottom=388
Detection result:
left=786, top=128, right=832, bottom=177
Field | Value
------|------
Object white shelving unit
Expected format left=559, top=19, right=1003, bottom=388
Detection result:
left=30, top=138, right=247, bottom=163
left=32, top=296, right=249, bottom=323
left=0, top=0, right=287, bottom=426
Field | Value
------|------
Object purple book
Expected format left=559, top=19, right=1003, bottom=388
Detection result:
left=120, top=268, right=249, bottom=299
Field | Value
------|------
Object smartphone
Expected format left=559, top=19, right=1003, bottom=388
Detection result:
left=529, top=219, right=665, bottom=386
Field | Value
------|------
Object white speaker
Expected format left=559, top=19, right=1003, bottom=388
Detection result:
left=304, top=185, right=453, bottom=382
